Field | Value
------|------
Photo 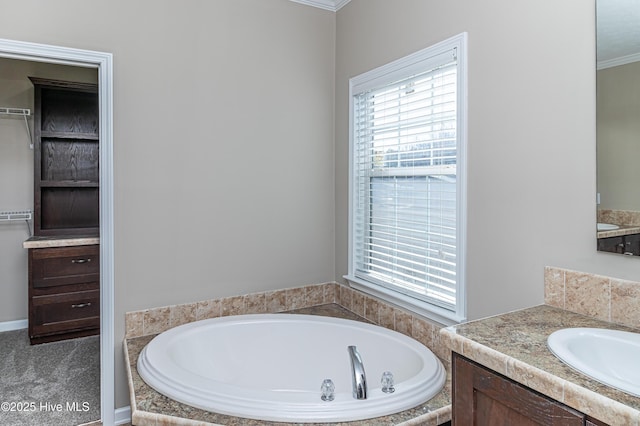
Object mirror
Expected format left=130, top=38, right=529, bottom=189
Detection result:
left=596, top=0, right=640, bottom=256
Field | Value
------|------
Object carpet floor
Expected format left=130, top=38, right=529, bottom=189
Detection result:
left=0, top=329, right=100, bottom=426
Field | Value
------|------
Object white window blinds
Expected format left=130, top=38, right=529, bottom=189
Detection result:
left=350, top=40, right=464, bottom=315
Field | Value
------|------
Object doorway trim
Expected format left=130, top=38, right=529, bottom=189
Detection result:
left=0, top=38, right=114, bottom=425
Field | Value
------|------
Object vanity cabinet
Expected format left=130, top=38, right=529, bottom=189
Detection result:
left=452, top=353, right=607, bottom=425
left=597, top=233, right=640, bottom=256
left=28, top=245, right=100, bottom=344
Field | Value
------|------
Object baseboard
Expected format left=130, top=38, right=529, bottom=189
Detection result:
left=0, top=319, right=28, bottom=332
left=115, top=406, right=131, bottom=425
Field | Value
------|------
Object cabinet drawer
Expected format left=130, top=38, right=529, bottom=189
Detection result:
left=31, top=289, right=99, bottom=336
left=30, top=245, right=99, bottom=289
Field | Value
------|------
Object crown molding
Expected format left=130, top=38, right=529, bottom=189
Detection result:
left=597, top=52, right=640, bottom=70
left=289, top=0, right=351, bottom=12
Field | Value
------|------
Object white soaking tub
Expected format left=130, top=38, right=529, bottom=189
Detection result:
left=137, top=313, right=445, bottom=423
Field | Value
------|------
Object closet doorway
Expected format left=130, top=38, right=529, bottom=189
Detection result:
left=0, top=39, right=114, bottom=426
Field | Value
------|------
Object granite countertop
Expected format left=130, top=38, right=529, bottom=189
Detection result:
left=124, top=304, right=451, bottom=426
left=440, top=304, right=640, bottom=425
left=597, top=225, right=640, bottom=239
left=23, top=235, right=100, bottom=249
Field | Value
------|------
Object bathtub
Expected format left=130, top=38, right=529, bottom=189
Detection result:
left=137, top=313, right=446, bottom=423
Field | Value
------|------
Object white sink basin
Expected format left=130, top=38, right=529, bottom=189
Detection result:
left=597, top=222, right=619, bottom=231
left=547, top=328, right=640, bottom=397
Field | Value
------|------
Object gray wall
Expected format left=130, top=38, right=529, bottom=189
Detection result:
left=335, top=0, right=639, bottom=323
left=0, top=0, right=336, bottom=409
left=0, top=59, right=97, bottom=323
left=597, top=61, right=640, bottom=211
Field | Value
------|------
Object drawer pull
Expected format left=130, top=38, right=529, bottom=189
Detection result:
left=71, top=258, right=91, bottom=264
left=71, top=302, right=92, bottom=309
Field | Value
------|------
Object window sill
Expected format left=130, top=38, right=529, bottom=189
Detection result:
left=343, top=275, right=466, bottom=327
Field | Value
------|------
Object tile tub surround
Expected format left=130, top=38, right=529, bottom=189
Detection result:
left=124, top=283, right=452, bottom=365
left=124, top=292, right=451, bottom=426
left=544, top=266, right=640, bottom=329
left=440, top=304, right=640, bottom=425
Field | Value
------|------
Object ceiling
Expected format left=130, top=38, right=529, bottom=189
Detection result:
left=289, top=0, right=351, bottom=12
left=597, top=0, right=640, bottom=68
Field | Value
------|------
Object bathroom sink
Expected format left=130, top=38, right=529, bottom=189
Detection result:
left=597, top=222, right=619, bottom=231
left=547, top=328, right=640, bottom=397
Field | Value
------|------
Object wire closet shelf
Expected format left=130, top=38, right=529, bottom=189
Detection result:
left=0, top=107, right=33, bottom=149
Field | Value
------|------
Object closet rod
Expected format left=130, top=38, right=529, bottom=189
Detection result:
left=0, top=107, right=33, bottom=149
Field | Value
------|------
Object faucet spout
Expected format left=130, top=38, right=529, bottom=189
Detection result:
left=347, top=345, right=367, bottom=400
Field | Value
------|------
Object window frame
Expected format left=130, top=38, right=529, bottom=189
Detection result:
left=345, top=33, right=468, bottom=325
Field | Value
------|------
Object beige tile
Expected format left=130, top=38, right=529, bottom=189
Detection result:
left=563, top=381, right=640, bottom=426
left=461, top=339, right=509, bottom=376
left=364, top=296, right=380, bottom=324
left=156, top=413, right=209, bottom=426
left=544, top=266, right=565, bottom=308
left=221, top=295, right=244, bottom=316
left=125, top=310, right=144, bottom=338
left=286, top=286, right=307, bottom=310
left=565, top=271, right=610, bottom=321
left=437, top=328, right=462, bottom=355
left=323, top=282, right=339, bottom=304
left=413, top=316, right=435, bottom=349
left=611, top=278, right=640, bottom=329
left=394, top=309, right=412, bottom=336
left=170, top=303, right=196, bottom=328
left=401, top=413, right=439, bottom=426
left=265, top=289, right=287, bottom=313
left=506, top=359, right=564, bottom=402
left=339, top=285, right=353, bottom=310
left=433, top=329, right=454, bottom=364
left=196, top=298, right=221, bottom=320
left=351, top=291, right=365, bottom=317
left=132, top=409, right=157, bottom=425
left=436, top=407, right=453, bottom=426
left=379, top=303, right=394, bottom=329
left=306, top=284, right=324, bottom=307
left=244, top=292, right=266, bottom=314
left=143, top=306, right=171, bottom=335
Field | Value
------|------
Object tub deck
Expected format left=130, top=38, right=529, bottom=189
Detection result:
left=124, top=304, right=451, bottom=426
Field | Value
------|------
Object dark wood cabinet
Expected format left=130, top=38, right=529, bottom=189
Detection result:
left=28, top=245, right=100, bottom=344
left=27, top=77, right=100, bottom=344
left=30, top=77, right=99, bottom=237
left=598, top=235, right=624, bottom=254
left=452, top=353, right=608, bottom=425
left=598, top=233, right=640, bottom=255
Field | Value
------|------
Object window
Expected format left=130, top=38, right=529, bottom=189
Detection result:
left=346, top=34, right=467, bottom=324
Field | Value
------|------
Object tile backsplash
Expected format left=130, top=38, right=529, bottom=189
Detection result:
left=545, top=266, right=640, bottom=329
left=125, top=283, right=337, bottom=338
left=597, top=209, right=640, bottom=227
left=124, top=282, right=451, bottom=366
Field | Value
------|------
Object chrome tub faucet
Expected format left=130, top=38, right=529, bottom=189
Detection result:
left=347, top=345, right=367, bottom=400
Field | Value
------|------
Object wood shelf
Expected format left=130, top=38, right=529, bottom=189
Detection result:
left=41, top=131, right=99, bottom=140
left=39, top=181, right=99, bottom=188
left=31, top=77, right=99, bottom=237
